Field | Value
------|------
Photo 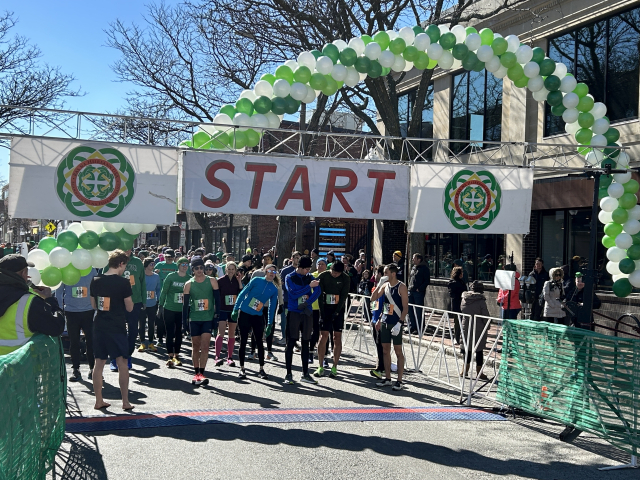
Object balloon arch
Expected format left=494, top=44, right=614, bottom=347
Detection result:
left=29, top=25, right=635, bottom=297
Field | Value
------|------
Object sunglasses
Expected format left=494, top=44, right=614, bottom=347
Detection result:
left=205, top=266, right=214, bottom=269
left=266, top=269, right=276, bottom=274
left=193, top=266, right=204, bottom=271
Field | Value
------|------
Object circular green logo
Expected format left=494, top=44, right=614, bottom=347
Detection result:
left=55, top=145, right=136, bottom=218
left=443, top=170, right=501, bottom=230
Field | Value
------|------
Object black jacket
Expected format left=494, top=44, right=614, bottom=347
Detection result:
left=447, top=278, right=467, bottom=312
left=529, top=268, right=549, bottom=297
left=0, top=269, right=65, bottom=337
left=408, top=262, right=430, bottom=294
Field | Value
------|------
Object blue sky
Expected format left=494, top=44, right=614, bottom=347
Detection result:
left=1, top=1, right=177, bottom=180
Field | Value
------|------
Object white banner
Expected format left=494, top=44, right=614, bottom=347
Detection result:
left=9, top=137, right=179, bottom=224
left=409, top=164, right=533, bottom=234
left=180, top=152, right=410, bottom=220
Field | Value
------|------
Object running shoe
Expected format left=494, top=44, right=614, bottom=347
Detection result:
left=238, top=369, right=247, bottom=379
left=301, top=374, right=318, bottom=385
left=192, top=374, right=203, bottom=385
left=329, top=366, right=338, bottom=378
left=276, top=338, right=286, bottom=346
left=200, top=374, right=209, bottom=386
left=313, top=367, right=325, bottom=377
left=227, top=359, right=236, bottom=367
left=283, top=374, right=295, bottom=384
left=258, top=369, right=269, bottom=380
left=109, top=360, right=118, bottom=372
left=376, top=378, right=393, bottom=387
left=173, top=357, right=183, bottom=366
left=369, top=369, right=382, bottom=379
left=137, top=344, right=146, bottom=352
left=323, top=359, right=329, bottom=369
left=127, top=358, right=132, bottom=370
left=70, top=368, right=81, bottom=382
left=266, top=352, right=277, bottom=361
left=308, top=353, right=314, bottom=364
left=392, top=381, right=404, bottom=391
left=166, top=359, right=175, bottom=368
left=215, top=358, right=224, bottom=367
left=247, top=352, right=255, bottom=360
left=147, top=343, right=157, bottom=352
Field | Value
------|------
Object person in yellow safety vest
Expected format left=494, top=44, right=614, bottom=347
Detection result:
left=0, top=254, right=65, bottom=355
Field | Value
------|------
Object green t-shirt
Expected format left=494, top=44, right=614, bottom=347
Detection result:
left=155, top=261, right=179, bottom=284
left=158, top=272, right=189, bottom=312
left=187, top=276, right=215, bottom=322
left=123, top=256, right=146, bottom=304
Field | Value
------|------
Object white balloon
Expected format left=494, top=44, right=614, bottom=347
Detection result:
left=427, top=43, right=443, bottom=60
left=565, top=121, right=580, bottom=135
left=272, top=79, right=291, bottom=97
left=290, top=82, right=308, bottom=101
left=254, top=80, right=273, bottom=98
left=315, top=56, right=334, bottom=75
left=614, top=171, right=632, bottom=184
left=359, top=72, right=368, bottom=81
left=402, top=60, right=413, bottom=72
left=476, top=45, right=494, bottom=62
left=591, top=102, right=607, bottom=119
left=515, top=45, right=533, bottom=64
left=81, top=221, right=103, bottom=233
left=297, top=51, right=316, bottom=70
left=141, top=224, right=156, bottom=233
left=364, top=42, right=381, bottom=60
left=332, top=40, right=348, bottom=51
left=609, top=183, right=625, bottom=198
left=90, top=248, right=109, bottom=269
left=553, top=63, right=568, bottom=78
left=505, top=35, right=520, bottom=53
left=240, top=89, right=257, bottom=102
left=344, top=67, right=360, bottom=87
left=28, top=249, right=50, bottom=270
left=399, top=27, right=415, bottom=45
left=562, top=92, right=579, bottom=109
left=413, top=33, right=430, bottom=51
left=386, top=30, right=398, bottom=41
left=451, top=58, right=463, bottom=70
left=329, top=64, right=346, bottom=82
left=303, top=88, right=316, bottom=104
left=589, top=134, right=606, bottom=148
left=284, top=60, right=298, bottom=71
left=523, top=62, right=540, bottom=79
left=607, top=247, right=627, bottom=263
left=265, top=112, right=281, bottom=129
left=493, top=65, right=508, bottom=79
left=451, top=25, right=466, bottom=43
left=438, top=24, right=450, bottom=34
left=67, top=223, right=85, bottom=236
left=71, top=249, right=93, bottom=270
left=585, top=149, right=604, bottom=165
left=606, top=261, right=622, bottom=275
left=123, top=223, right=142, bottom=235
left=485, top=55, right=501, bottom=73
left=624, top=219, right=640, bottom=235
left=233, top=113, right=252, bottom=131
left=28, top=267, right=41, bottom=285
left=562, top=108, right=579, bottom=124
left=465, top=33, right=481, bottom=51
left=348, top=37, right=365, bottom=56
left=49, top=247, right=72, bottom=268
left=617, top=151, right=630, bottom=167
left=628, top=204, right=640, bottom=221
left=599, top=210, right=613, bottom=224
left=600, top=196, right=619, bottom=212
left=250, top=113, right=269, bottom=130
left=198, top=123, right=218, bottom=136
left=527, top=75, right=544, bottom=92
left=437, top=51, right=454, bottom=69
left=104, top=222, right=123, bottom=233
left=613, top=273, right=629, bottom=282
left=378, top=50, right=395, bottom=68
left=213, top=113, right=233, bottom=128
left=532, top=87, right=549, bottom=102
left=616, top=233, right=633, bottom=249
left=628, top=270, right=640, bottom=288
left=391, top=55, right=406, bottom=73
left=560, top=75, right=577, bottom=93
left=591, top=118, right=610, bottom=135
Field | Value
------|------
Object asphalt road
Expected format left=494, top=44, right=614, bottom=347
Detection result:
left=50, top=331, right=638, bottom=480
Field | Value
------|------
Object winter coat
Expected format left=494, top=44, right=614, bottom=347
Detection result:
left=543, top=280, right=566, bottom=318
left=447, top=278, right=467, bottom=313
left=497, top=272, right=521, bottom=310
left=529, top=268, right=549, bottom=297
left=408, top=262, right=431, bottom=294
left=460, top=291, right=491, bottom=351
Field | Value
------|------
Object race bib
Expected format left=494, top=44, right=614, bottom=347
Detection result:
left=174, top=293, right=184, bottom=304
left=72, top=287, right=87, bottom=298
left=196, top=299, right=209, bottom=311
left=326, top=294, right=339, bottom=305
left=297, top=295, right=309, bottom=306
left=383, top=303, right=394, bottom=315
left=225, top=295, right=236, bottom=306
left=124, top=271, right=135, bottom=286
left=146, top=291, right=155, bottom=300
left=97, top=296, right=110, bottom=311
left=371, top=300, right=379, bottom=310
left=249, top=298, right=263, bottom=311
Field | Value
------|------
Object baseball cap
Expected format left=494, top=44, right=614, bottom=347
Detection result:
left=394, top=250, right=402, bottom=257
left=242, top=254, right=253, bottom=263
left=327, top=250, right=335, bottom=257
left=191, top=256, right=205, bottom=268
left=165, top=249, right=175, bottom=258
left=0, top=254, right=34, bottom=273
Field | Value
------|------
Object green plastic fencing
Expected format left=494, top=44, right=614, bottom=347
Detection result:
left=497, top=319, right=639, bottom=456
left=0, top=334, right=67, bottom=480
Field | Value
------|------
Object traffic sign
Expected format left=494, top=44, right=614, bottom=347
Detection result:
left=45, top=222, right=56, bottom=233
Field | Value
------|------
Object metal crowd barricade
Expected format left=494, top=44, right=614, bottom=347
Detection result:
left=343, top=293, right=373, bottom=355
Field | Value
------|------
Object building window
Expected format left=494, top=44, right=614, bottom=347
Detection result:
left=545, top=6, right=640, bottom=137
left=450, top=70, right=503, bottom=154
left=397, top=84, right=435, bottom=159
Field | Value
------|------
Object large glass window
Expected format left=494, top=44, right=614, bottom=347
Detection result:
left=397, top=84, right=435, bottom=159
left=450, top=70, right=503, bottom=154
left=425, top=233, right=505, bottom=280
left=541, top=211, right=565, bottom=270
left=545, top=6, right=640, bottom=136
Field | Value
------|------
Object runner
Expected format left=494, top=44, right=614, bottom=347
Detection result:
left=284, top=256, right=321, bottom=385
left=309, top=258, right=327, bottom=364
left=232, top=265, right=279, bottom=380
left=279, top=251, right=300, bottom=346
left=369, top=265, right=386, bottom=379
left=154, top=249, right=178, bottom=284
left=90, top=250, right=135, bottom=410
left=215, top=261, right=242, bottom=367
left=314, top=260, right=350, bottom=379
left=139, top=258, right=161, bottom=352
left=183, top=256, right=220, bottom=386
left=157, top=257, right=190, bottom=367
left=370, top=263, right=408, bottom=391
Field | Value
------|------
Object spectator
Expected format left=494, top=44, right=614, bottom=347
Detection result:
left=479, top=254, right=494, bottom=281
left=358, top=269, right=373, bottom=296
left=393, top=251, right=404, bottom=282
left=543, top=267, right=567, bottom=325
left=497, top=264, right=521, bottom=320
left=407, top=253, right=430, bottom=334
left=447, top=266, right=467, bottom=344
left=460, top=281, right=490, bottom=380
left=529, top=258, right=549, bottom=321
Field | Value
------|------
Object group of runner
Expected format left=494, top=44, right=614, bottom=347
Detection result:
left=64, top=245, right=409, bottom=411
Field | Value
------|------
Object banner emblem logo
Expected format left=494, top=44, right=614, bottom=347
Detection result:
left=443, top=170, right=501, bottom=230
left=56, top=145, right=136, bottom=218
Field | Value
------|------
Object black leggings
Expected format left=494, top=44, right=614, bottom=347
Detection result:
left=251, top=309, right=274, bottom=353
left=164, top=309, right=183, bottom=355
left=139, top=306, right=157, bottom=343
left=460, top=347, right=484, bottom=367
left=66, top=310, right=95, bottom=370
left=371, top=323, right=385, bottom=371
left=239, top=311, right=265, bottom=367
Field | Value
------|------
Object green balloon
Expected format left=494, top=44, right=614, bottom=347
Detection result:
left=260, top=73, right=276, bottom=85
left=628, top=244, right=640, bottom=260
left=575, top=128, right=593, bottom=145
left=80, top=266, right=93, bottom=276
left=619, top=258, right=636, bottom=274
left=78, top=231, right=99, bottom=250
left=612, top=207, right=629, bottom=224
left=192, top=131, right=210, bottom=149
left=573, top=83, right=589, bottom=97
left=619, top=193, right=638, bottom=209
left=426, top=25, right=441, bottom=43
left=367, top=60, right=383, bottom=78
left=373, top=31, right=390, bottom=50
left=232, top=130, right=247, bottom=149
left=612, top=278, right=633, bottom=298
left=604, top=222, right=623, bottom=237
left=284, top=95, right=300, bottom=114
left=220, top=104, right=236, bottom=118
left=452, top=43, right=469, bottom=60
left=500, top=52, right=517, bottom=68
left=361, top=35, right=372, bottom=45
left=179, top=140, right=192, bottom=148
left=254, top=96, right=272, bottom=114
left=472, top=61, right=485, bottom=73
left=578, top=112, right=594, bottom=128
left=438, top=32, right=456, bottom=50
left=601, top=158, right=617, bottom=169
left=507, top=64, right=524, bottom=81
left=624, top=179, right=639, bottom=194
left=98, top=232, right=120, bottom=252
left=322, top=44, right=340, bottom=63
left=57, top=230, right=79, bottom=252
left=601, top=174, right=613, bottom=188
left=479, top=28, right=494, bottom=45
left=413, top=26, right=425, bottom=35
left=271, top=96, right=287, bottom=115
left=245, top=129, right=260, bottom=148
left=403, top=46, right=419, bottom=62
left=427, top=58, right=438, bottom=69
left=531, top=47, right=545, bottom=64
left=210, top=131, right=229, bottom=149
left=577, top=95, right=594, bottom=112
left=39, top=237, right=57, bottom=254
left=602, top=235, right=616, bottom=248
left=381, top=66, right=391, bottom=76
left=539, top=58, right=556, bottom=76
left=544, top=75, right=561, bottom=91
left=309, top=72, right=327, bottom=90
left=598, top=185, right=608, bottom=200
left=546, top=91, right=564, bottom=107
left=633, top=233, right=640, bottom=245
left=514, top=76, right=530, bottom=88
left=41, top=266, right=62, bottom=287
left=338, top=48, right=357, bottom=67
left=605, top=128, right=620, bottom=144
left=310, top=50, right=322, bottom=60
left=389, top=38, right=406, bottom=55
left=275, top=65, right=294, bottom=84
left=551, top=104, right=567, bottom=116
left=414, top=52, right=430, bottom=70
left=61, top=264, right=81, bottom=285
left=604, top=142, right=621, bottom=158
left=491, top=37, right=508, bottom=56
left=235, top=98, right=254, bottom=116
left=462, top=52, right=479, bottom=70
left=321, top=76, right=338, bottom=96
left=354, top=56, right=371, bottom=73
left=465, top=27, right=477, bottom=35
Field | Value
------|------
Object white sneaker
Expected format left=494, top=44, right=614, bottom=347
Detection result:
left=376, top=378, right=393, bottom=387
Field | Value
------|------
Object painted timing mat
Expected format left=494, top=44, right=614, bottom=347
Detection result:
left=66, top=406, right=505, bottom=433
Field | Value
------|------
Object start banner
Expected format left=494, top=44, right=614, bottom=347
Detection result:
left=9, top=137, right=179, bottom=224
left=409, top=164, right=533, bottom=234
left=179, top=152, right=410, bottom=220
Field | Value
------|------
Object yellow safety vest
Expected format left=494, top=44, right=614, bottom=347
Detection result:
left=0, top=293, right=35, bottom=355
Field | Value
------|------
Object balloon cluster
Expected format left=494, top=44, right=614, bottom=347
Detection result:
left=27, top=222, right=156, bottom=289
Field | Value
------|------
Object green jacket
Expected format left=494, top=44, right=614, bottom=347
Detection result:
left=124, top=256, right=146, bottom=304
